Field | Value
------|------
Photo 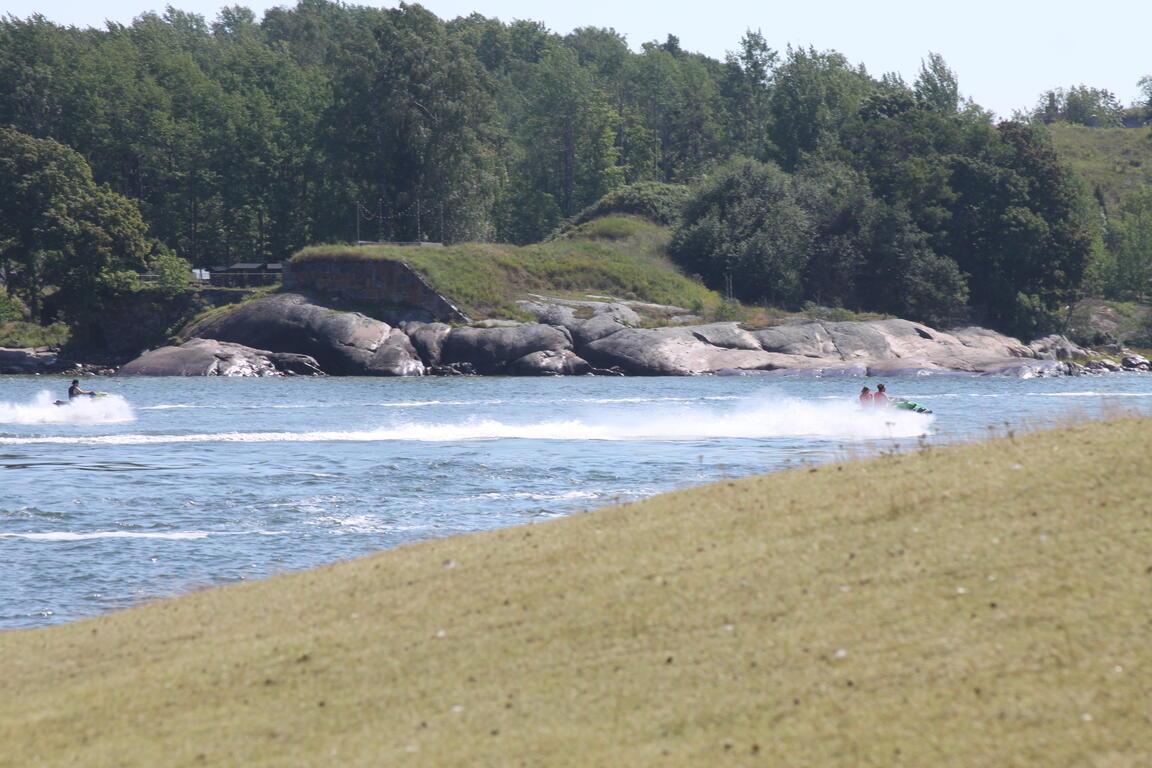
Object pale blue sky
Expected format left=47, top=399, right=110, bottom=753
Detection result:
left=4, top=0, right=1148, bottom=119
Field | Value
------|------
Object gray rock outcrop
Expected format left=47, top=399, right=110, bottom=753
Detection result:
left=182, top=293, right=424, bottom=376
left=112, top=292, right=1129, bottom=378
left=117, top=338, right=323, bottom=377
left=508, top=349, right=593, bottom=376
left=0, top=347, right=59, bottom=374
left=517, top=295, right=642, bottom=346
left=401, top=321, right=453, bottom=367
left=440, top=323, right=575, bottom=375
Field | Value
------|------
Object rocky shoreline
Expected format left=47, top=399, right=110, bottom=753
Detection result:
left=4, top=292, right=1150, bottom=378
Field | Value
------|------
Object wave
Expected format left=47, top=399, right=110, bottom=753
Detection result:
left=138, top=395, right=743, bottom=411
left=2, top=530, right=212, bottom=541
left=0, top=529, right=290, bottom=541
left=0, top=397, right=932, bottom=444
left=0, top=391, right=135, bottom=425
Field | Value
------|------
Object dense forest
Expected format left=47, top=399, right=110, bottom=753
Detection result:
left=2, top=0, right=1151, bottom=341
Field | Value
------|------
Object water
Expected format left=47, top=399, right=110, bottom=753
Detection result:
left=3, top=373, right=1151, bottom=631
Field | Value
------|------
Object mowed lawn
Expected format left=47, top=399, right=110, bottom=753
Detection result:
left=2, top=416, right=1150, bottom=767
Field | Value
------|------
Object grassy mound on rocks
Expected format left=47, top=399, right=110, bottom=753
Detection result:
left=2, top=416, right=1150, bottom=766
left=291, top=217, right=722, bottom=322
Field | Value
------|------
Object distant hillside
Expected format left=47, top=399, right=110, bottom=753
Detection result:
left=292, top=216, right=724, bottom=322
left=1045, top=124, right=1152, bottom=213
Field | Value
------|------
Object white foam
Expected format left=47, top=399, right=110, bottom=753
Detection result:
left=0, top=396, right=931, bottom=444
left=0, top=391, right=135, bottom=425
left=0, top=529, right=288, bottom=541
left=1, top=530, right=212, bottom=541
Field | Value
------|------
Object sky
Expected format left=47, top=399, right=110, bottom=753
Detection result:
left=4, top=0, right=1149, bottom=119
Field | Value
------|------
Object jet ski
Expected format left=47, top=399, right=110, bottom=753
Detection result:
left=892, top=398, right=932, bottom=414
left=54, top=392, right=108, bottom=406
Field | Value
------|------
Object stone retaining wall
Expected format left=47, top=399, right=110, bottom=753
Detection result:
left=284, top=257, right=468, bottom=324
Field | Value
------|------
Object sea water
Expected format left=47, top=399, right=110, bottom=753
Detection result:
left=3, top=373, right=1151, bottom=630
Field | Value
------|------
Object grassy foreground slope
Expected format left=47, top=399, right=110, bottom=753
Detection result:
left=2, top=417, right=1151, bottom=767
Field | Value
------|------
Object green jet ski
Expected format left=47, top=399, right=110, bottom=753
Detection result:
left=892, top=398, right=932, bottom=414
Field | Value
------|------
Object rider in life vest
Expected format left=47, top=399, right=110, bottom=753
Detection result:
left=859, top=386, right=872, bottom=406
left=873, top=382, right=890, bottom=407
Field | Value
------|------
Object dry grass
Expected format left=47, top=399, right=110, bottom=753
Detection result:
left=1046, top=124, right=1152, bottom=212
left=2, top=416, right=1151, bottom=766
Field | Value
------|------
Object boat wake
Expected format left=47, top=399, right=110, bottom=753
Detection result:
left=0, top=391, right=136, bottom=425
left=0, top=396, right=930, bottom=444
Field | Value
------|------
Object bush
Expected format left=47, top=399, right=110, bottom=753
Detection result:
left=0, top=290, right=28, bottom=322
left=0, top=321, right=70, bottom=348
left=569, top=181, right=692, bottom=229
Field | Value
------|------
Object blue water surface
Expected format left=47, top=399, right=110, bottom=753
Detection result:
left=3, top=373, right=1150, bottom=630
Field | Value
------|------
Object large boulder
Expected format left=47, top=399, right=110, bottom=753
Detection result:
left=181, top=293, right=424, bottom=376
left=118, top=338, right=324, bottom=377
left=441, top=323, right=573, bottom=375
left=750, top=323, right=838, bottom=357
left=517, top=295, right=641, bottom=346
left=507, top=349, right=593, bottom=376
left=581, top=318, right=1070, bottom=377
left=0, top=347, right=59, bottom=374
left=581, top=326, right=789, bottom=376
left=400, top=321, right=453, bottom=367
left=369, top=329, right=426, bottom=377
left=948, top=326, right=1034, bottom=359
left=1029, top=334, right=1089, bottom=361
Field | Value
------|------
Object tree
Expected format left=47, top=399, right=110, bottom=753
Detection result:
left=1100, top=187, right=1152, bottom=299
left=720, top=30, right=777, bottom=160
left=1027, top=85, right=1124, bottom=127
left=326, top=4, right=498, bottom=243
left=509, top=47, right=623, bottom=224
left=944, top=123, right=1092, bottom=337
left=669, top=157, right=813, bottom=306
left=766, top=46, right=873, bottom=171
left=913, top=52, right=959, bottom=113
left=0, top=127, right=154, bottom=330
left=859, top=205, right=967, bottom=326
left=623, top=44, right=722, bottom=183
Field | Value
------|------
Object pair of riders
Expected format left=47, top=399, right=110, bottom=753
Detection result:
left=859, top=383, right=890, bottom=407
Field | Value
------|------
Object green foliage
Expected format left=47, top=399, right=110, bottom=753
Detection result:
left=1025, top=85, right=1125, bottom=127
left=943, top=123, right=1093, bottom=336
left=766, top=46, right=873, bottom=170
left=142, top=247, right=194, bottom=294
left=670, top=157, right=812, bottom=307
left=913, top=52, right=960, bottom=113
left=0, top=9, right=1137, bottom=341
left=713, top=298, right=747, bottom=322
left=1044, top=124, right=1152, bottom=215
left=0, top=127, right=151, bottom=341
left=800, top=301, right=864, bottom=322
left=493, top=187, right=562, bottom=246
left=0, top=288, right=26, bottom=322
left=1097, top=186, right=1152, bottom=299
left=568, top=181, right=692, bottom=228
left=669, top=156, right=968, bottom=328
left=720, top=31, right=777, bottom=160
left=0, top=320, right=70, bottom=348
